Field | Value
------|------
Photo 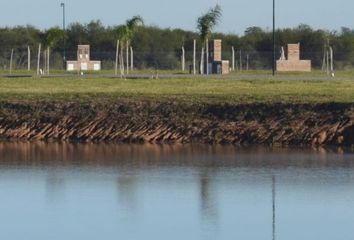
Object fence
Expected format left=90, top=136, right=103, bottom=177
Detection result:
left=1, top=46, right=354, bottom=74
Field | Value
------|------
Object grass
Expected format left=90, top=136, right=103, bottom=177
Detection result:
left=0, top=73, right=354, bottom=104
left=3, top=68, right=354, bottom=76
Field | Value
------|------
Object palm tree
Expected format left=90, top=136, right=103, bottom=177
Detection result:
left=126, top=16, right=144, bottom=37
left=44, top=27, right=65, bottom=74
left=197, top=5, right=222, bottom=74
left=125, top=16, right=144, bottom=73
left=115, top=25, right=129, bottom=76
left=115, top=16, right=144, bottom=75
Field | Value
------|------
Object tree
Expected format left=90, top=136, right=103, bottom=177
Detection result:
left=66, top=22, right=89, bottom=52
left=115, top=16, right=144, bottom=75
left=126, top=16, right=144, bottom=39
left=197, top=4, right=222, bottom=74
left=43, top=27, right=65, bottom=74
left=115, top=25, right=129, bottom=75
left=125, top=16, right=144, bottom=72
left=2, top=22, right=354, bottom=71
left=46, top=28, right=65, bottom=47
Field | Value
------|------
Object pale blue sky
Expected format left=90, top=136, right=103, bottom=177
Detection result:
left=1, top=0, right=352, bottom=34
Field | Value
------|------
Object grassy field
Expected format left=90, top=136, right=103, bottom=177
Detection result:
left=3, top=69, right=354, bottom=78
left=0, top=73, right=354, bottom=103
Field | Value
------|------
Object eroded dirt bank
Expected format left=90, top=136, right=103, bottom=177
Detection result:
left=0, top=101, right=353, bottom=146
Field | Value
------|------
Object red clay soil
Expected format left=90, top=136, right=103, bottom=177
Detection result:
left=0, top=101, right=353, bottom=146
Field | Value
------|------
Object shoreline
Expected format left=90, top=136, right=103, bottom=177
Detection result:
left=0, top=100, right=353, bottom=146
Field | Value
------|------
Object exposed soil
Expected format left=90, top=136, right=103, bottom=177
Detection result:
left=0, top=100, right=353, bottom=146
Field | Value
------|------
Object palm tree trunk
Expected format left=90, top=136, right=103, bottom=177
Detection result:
left=126, top=40, right=129, bottom=75
left=47, top=47, right=50, bottom=75
left=326, top=49, right=329, bottom=76
left=43, top=50, right=46, bottom=75
left=120, top=48, right=125, bottom=77
left=28, top=46, right=31, bottom=71
left=321, top=45, right=326, bottom=72
left=330, top=46, right=334, bottom=73
left=200, top=47, right=204, bottom=74
left=232, top=46, right=235, bottom=71
left=37, top=44, right=41, bottom=75
left=9, top=49, right=14, bottom=74
left=130, top=47, right=134, bottom=71
left=115, top=40, right=119, bottom=75
left=181, top=46, right=185, bottom=72
left=239, top=50, right=242, bottom=72
left=193, top=40, right=196, bottom=75
left=206, top=39, right=209, bottom=75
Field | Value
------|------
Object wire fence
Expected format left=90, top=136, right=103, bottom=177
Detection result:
left=1, top=47, right=354, bottom=74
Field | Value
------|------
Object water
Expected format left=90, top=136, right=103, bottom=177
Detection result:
left=1, top=142, right=354, bottom=240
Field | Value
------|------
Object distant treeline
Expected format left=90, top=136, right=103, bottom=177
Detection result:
left=1, top=21, right=354, bottom=70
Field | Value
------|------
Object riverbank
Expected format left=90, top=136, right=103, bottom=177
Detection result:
left=0, top=76, right=353, bottom=146
left=0, top=100, right=353, bottom=146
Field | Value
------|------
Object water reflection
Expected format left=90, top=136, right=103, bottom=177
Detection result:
left=45, top=174, right=66, bottom=203
left=272, top=176, right=276, bottom=240
left=0, top=142, right=354, bottom=240
left=0, top=141, right=353, bottom=169
left=117, top=175, right=138, bottom=212
left=200, top=172, right=218, bottom=224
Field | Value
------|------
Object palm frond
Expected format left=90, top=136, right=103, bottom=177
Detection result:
left=115, top=25, right=129, bottom=47
left=45, top=27, right=65, bottom=48
left=126, top=15, right=144, bottom=31
left=197, top=4, right=222, bottom=42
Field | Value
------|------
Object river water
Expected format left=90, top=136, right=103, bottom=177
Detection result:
left=0, top=142, right=354, bottom=240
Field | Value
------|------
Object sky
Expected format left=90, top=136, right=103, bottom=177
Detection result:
left=0, top=0, right=353, bottom=35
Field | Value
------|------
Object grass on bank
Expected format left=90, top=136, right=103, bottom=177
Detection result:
left=0, top=74, right=354, bottom=104
left=3, top=69, right=354, bottom=78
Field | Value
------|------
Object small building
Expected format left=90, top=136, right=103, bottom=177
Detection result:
left=207, top=39, right=229, bottom=74
left=276, top=43, right=311, bottom=72
left=66, top=45, right=101, bottom=71
left=211, top=61, right=230, bottom=74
